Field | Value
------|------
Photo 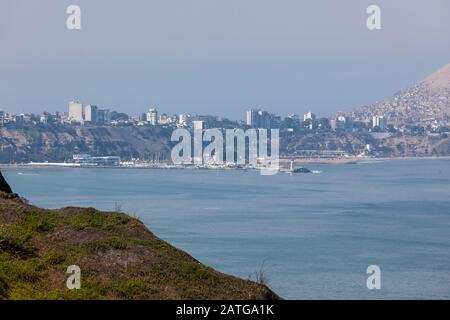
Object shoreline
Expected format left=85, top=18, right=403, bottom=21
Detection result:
left=0, top=155, right=449, bottom=169
left=284, top=155, right=450, bottom=165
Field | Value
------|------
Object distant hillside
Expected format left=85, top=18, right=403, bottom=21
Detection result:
left=0, top=192, right=279, bottom=300
left=421, top=62, right=450, bottom=93
left=353, top=62, right=450, bottom=129
left=0, top=124, right=173, bottom=163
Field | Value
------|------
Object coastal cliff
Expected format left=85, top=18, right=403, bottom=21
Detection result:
left=1, top=122, right=449, bottom=164
left=0, top=193, right=279, bottom=300
left=0, top=124, right=173, bottom=164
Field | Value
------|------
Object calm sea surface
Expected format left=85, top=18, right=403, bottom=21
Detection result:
left=3, top=159, right=450, bottom=299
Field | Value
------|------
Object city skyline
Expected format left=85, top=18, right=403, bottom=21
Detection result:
left=1, top=0, right=449, bottom=118
left=0, top=100, right=372, bottom=127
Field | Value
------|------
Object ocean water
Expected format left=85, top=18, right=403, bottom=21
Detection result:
left=3, top=159, right=450, bottom=299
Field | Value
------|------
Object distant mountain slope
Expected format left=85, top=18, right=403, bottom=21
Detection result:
left=421, top=62, right=450, bottom=93
left=353, top=62, right=450, bottom=129
left=0, top=192, right=279, bottom=300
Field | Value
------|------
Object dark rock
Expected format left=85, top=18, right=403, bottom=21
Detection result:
left=0, top=171, right=12, bottom=194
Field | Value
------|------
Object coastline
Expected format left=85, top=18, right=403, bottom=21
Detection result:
left=283, top=155, right=450, bottom=165
left=0, top=155, right=449, bottom=170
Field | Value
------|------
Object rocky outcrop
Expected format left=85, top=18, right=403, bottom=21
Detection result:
left=0, top=171, right=12, bottom=194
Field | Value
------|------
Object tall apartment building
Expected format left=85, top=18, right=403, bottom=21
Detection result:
left=179, top=114, right=187, bottom=126
left=192, top=120, right=203, bottom=130
left=372, top=115, right=387, bottom=131
left=147, top=108, right=158, bottom=125
left=68, top=101, right=83, bottom=123
left=84, top=105, right=98, bottom=123
left=68, top=101, right=108, bottom=125
left=246, top=109, right=259, bottom=127
left=97, top=109, right=110, bottom=125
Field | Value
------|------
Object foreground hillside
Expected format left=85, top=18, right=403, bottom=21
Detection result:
left=0, top=193, right=278, bottom=300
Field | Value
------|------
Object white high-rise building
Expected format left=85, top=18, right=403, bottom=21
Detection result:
left=147, top=108, right=158, bottom=125
left=179, top=114, right=186, bottom=126
left=69, top=101, right=83, bottom=123
left=246, top=109, right=260, bottom=127
left=246, top=110, right=253, bottom=126
left=372, top=115, right=387, bottom=131
left=192, top=120, right=203, bottom=130
left=303, top=111, right=316, bottom=121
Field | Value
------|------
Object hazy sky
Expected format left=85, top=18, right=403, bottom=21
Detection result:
left=1, top=0, right=449, bottom=119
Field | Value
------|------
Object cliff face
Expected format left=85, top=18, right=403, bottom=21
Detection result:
left=0, top=193, right=279, bottom=300
left=281, top=130, right=450, bottom=157
left=0, top=124, right=173, bottom=163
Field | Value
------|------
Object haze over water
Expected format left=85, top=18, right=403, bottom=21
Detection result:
left=4, top=159, right=450, bottom=299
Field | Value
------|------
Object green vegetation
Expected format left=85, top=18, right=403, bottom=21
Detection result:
left=0, top=192, right=278, bottom=300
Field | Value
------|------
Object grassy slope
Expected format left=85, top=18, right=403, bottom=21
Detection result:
left=0, top=193, right=279, bottom=300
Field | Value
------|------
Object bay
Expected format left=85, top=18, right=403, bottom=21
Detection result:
left=3, top=159, right=450, bottom=299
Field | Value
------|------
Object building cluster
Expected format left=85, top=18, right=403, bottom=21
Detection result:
left=68, top=101, right=111, bottom=125
left=371, top=115, right=387, bottom=131
left=139, top=108, right=159, bottom=125
left=0, top=102, right=186, bottom=128
left=1, top=100, right=394, bottom=135
left=0, top=109, right=66, bottom=126
left=246, top=109, right=281, bottom=129
left=352, top=83, right=450, bottom=133
left=138, top=108, right=225, bottom=130
left=137, top=107, right=197, bottom=128
left=0, top=101, right=111, bottom=126
left=330, top=115, right=353, bottom=131
left=245, top=108, right=386, bottom=133
left=244, top=108, right=396, bottom=135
